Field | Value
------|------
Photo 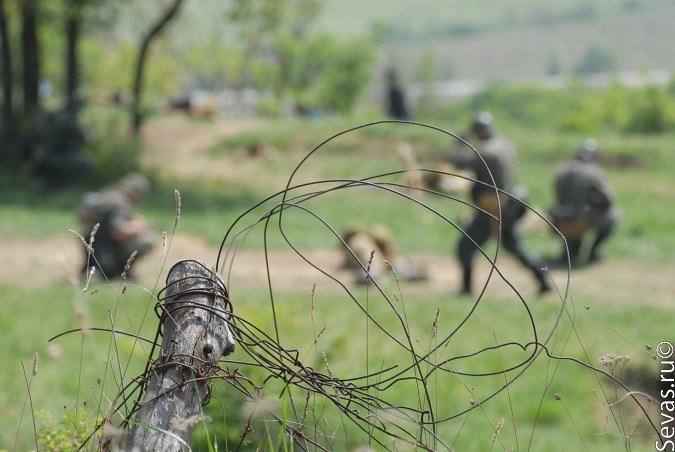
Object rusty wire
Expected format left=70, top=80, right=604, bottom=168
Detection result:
left=57, top=120, right=662, bottom=450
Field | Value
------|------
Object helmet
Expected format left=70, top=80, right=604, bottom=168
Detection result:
left=577, top=138, right=599, bottom=161
left=471, top=111, right=494, bottom=139
left=117, top=173, right=150, bottom=200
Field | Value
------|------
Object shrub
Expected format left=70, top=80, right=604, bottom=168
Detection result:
left=266, top=32, right=375, bottom=115
left=37, top=410, right=94, bottom=451
left=81, top=106, right=140, bottom=183
left=622, top=85, right=673, bottom=134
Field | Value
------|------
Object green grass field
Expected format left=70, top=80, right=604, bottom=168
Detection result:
left=1, top=109, right=674, bottom=450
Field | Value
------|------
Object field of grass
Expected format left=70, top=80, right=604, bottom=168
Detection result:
left=1, top=276, right=670, bottom=450
left=1, top=107, right=674, bottom=450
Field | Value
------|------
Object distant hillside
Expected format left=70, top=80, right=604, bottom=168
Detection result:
left=317, top=0, right=675, bottom=82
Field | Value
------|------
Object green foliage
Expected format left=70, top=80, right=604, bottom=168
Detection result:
left=81, top=105, right=141, bottom=182
left=230, top=0, right=324, bottom=40
left=37, top=410, right=94, bottom=451
left=81, top=41, right=136, bottom=96
left=38, top=12, right=66, bottom=97
left=183, top=43, right=246, bottom=91
left=209, top=128, right=293, bottom=154
left=264, top=32, right=374, bottom=114
left=4, top=77, right=675, bottom=449
left=313, top=35, right=373, bottom=113
left=255, top=97, right=284, bottom=117
left=623, top=85, right=673, bottom=133
left=140, top=40, right=185, bottom=106
left=430, top=79, right=675, bottom=137
left=191, top=389, right=248, bottom=450
left=446, top=83, right=577, bottom=130
left=556, top=83, right=608, bottom=134
left=229, top=0, right=286, bottom=33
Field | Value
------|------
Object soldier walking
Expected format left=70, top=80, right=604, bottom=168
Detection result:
left=451, top=112, right=551, bottom=295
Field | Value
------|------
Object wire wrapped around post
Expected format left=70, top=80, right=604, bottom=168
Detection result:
left=126, top=259, right=235, bottom=451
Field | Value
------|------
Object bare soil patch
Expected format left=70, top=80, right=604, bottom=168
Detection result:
left=2, top=232, right=673, bottom=308
left=7, top=117, right=671, bottom=306
left=141, top=115, right=266, bottom=181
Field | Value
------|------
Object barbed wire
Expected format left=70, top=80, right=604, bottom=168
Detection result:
left=58, top=120, right=661, bottom=450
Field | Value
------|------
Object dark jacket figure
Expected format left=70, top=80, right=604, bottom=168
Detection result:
left=385, top=69, right=410, bottom=120
left=30, top=99, right=92, bottom=186
left=79, top=173, right=155, bottom=278
left=451, top=112, right=550, bottom=295
left=549, top=140, right=620, bottom=264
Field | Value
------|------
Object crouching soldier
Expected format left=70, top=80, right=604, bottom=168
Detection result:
left=549, top=139, right=620, bottom=265
left=79, top=173, right=155, bottom=278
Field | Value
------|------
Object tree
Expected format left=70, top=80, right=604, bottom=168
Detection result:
left=130, top=0, right=186, bottom=137
left=261, top=32, right=374, bottom=114
left=0, top=0, right=18, bottom=161
left=21, top=0, right=40, bottom=115
left=229, top=0, right=323, bottom=105
left=64, top=0, right=85, bottom=108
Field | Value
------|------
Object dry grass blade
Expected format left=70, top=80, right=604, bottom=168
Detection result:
left=49, top=120, right=662, bottom=451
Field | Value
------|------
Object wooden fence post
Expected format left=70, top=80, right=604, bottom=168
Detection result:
left=126, top=260, right=235, bottom=451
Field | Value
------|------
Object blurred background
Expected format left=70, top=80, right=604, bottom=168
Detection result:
left=2, top=0, right=674, bottom=151
left=1, top=0, right=675, bottom=450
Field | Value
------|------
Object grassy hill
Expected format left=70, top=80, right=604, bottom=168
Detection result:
left=317, top=0, right=675, bottom=81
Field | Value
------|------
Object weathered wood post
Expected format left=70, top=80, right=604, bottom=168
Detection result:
left=126, top=260, right=235, bottom=451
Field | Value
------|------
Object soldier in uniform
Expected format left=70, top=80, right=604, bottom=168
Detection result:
left=384, top=68, right=410, bottom=120
left=79, top=173, right=155, bottom=278
left=450, top=112, right=551, bottom=295
left=549, top=139, right=620, bottom=264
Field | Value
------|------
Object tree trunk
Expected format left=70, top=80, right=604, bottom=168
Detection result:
left=126, top=260, right=235, bottom=451
left=0, top=0, right=18, bottom=162
left=64, top=0, right=83, bottom=109
left=130, top=0, right=185, bottom=138
left=21, top=0, right=39, bottom=115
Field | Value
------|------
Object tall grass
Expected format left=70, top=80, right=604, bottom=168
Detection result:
left=2, top=106, right=673, bottom=449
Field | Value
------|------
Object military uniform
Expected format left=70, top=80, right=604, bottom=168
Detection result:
left=550, top=158, right=620, bottom=263
left=79, top=174, right=154, bottom=277
left=385, top=69, right=410, bottom=120
left=452, top=115, right=549, bottom=295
